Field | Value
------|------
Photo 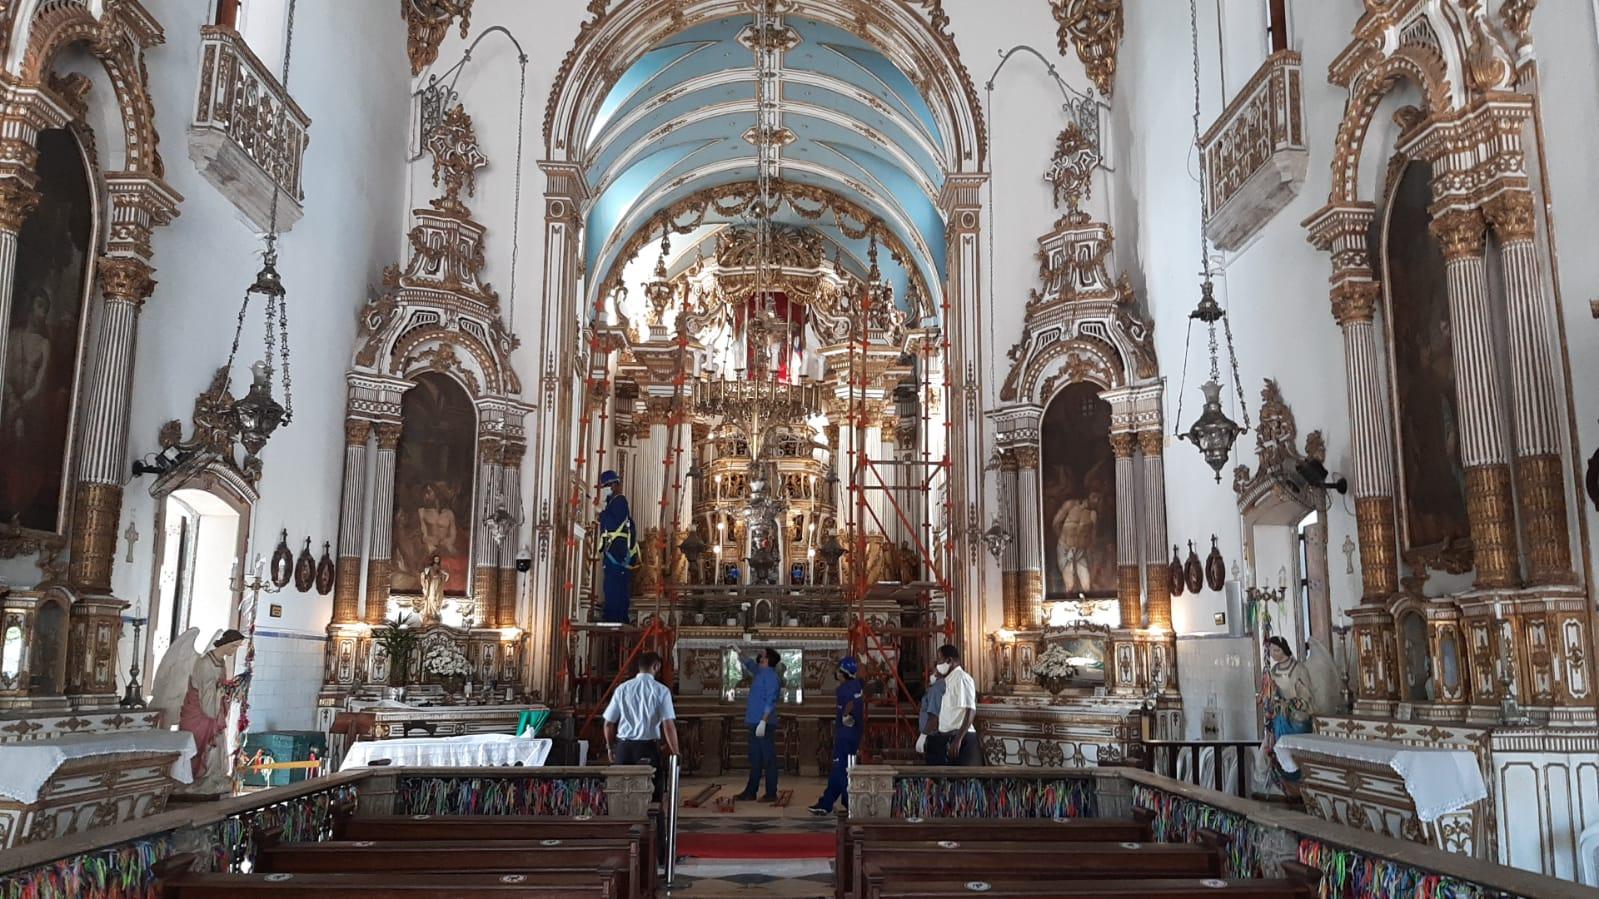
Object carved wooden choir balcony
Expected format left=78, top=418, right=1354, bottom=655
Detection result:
left=188, top=25, right=311, bottom=233
left=1199, top=51, right=1306, bottom=251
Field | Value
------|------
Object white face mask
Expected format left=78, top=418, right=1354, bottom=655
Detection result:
left=601, top=486, right=613, bottom=500
left=936, top=662, right=951, bottom=676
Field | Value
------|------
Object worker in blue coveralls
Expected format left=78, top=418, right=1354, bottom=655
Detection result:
left=735, top=647, right=782, bottom=802
left=594, top=469, right=638, bottom=624
left=809, top=656, right=864, bottom=815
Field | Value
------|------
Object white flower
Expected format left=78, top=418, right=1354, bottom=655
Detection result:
left=423, top=643, right=471, bottom=677
left=1032, top=645, right=1079, bottom=680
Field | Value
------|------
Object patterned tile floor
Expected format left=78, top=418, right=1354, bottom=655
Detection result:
left=668, top=777, right=836, bottom=897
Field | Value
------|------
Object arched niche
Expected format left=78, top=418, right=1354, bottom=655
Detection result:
left=1040, top=382, right=1116, bottom=601
left=0, top=126, right=97, bottom=542
left=391, top=370, right=477, bottom=603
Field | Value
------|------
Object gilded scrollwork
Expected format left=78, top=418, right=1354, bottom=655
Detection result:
left=1051, top=0, right=1122, bottom=97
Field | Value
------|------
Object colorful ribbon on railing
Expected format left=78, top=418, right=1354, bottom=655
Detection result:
left=890, top=776, right=1097, bottom=819
left=395, top=776, right=609, bottom=817
left=1131, top=784, right=1262, bottom=877
left=0, top=834, right=174, bottom=899
left=1298, top=838, right=1491, bottom=899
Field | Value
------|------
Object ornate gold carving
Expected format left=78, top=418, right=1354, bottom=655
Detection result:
left=1045, top=123, right=1099, bottom=214
left=1330, top=280, right=1381, bottom=326
left=1108, top=432, right=1135, bottom=459
left=68, top=482, right=122, bottom=591
left=1429, top=208, right=1487, bottom=261
left=1019, top=570, right=1044, bottom=629
left=496, top=566, right=519, bottom=628
left=1144, top=562, right=1171, bottom=630
left=345, top=418, right=372, bottom=446
left=1117, top=564, right=1141, bottom=627
left=427, top=104, right=486, bottom=216
left=1200, top=51, right=1305, bottom=232
left=473, top=565, right=499, bottom=625
left=1500, top=0, right=1537, bottom=49
left=402, top=0, right=473, bottom=76
left=1464, top=463, right=1519, bottom=589
left=1354, top=495, right=1398, bottom=600
left=1482, top=189, right=1536, bottom=243
left=364, top=558, right=392, bottom=625
left=97, top=256, right=155, bottom=305
left=1138, top=430, right=1163, bottom=457
left=374, top=421, right=404, bottom=450
left=157, top=365, right=265, bottom=481
left=0, top=177, right=40, bottom=233
left=1052, top=0, right=1122, bottom=97
left=1516, top=453, right=1573, bottom=585
left=1001, top=570, right=1020, bottom=630
left=1012, top=445, right=1040, bottom=470
left=332, top=556, right=362, bottom=624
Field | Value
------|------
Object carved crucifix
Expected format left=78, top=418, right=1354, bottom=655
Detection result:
left=1341, top=534, right=1355, bottom=575
left=124, top=522, right=140, bottom=564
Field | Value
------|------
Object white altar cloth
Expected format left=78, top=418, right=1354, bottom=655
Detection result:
left=1274, top=733, right=1486, bottom=822
left=339, top=733, right=552, bottom=771
left=0, top=729, right=196, bottom=803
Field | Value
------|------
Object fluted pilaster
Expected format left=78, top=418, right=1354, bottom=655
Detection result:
left=1431, top=207, right=1519, bottom=589
left=1483, top=190, right=1574, bottom=584
left=997, top=450, right=1021, bottom=629
left=365, top=421, right=402, bottom=625
left=473, top=433, right=503, bottom=627
left=0, top=180, right=38, bottom=425
left=1014, top=445, right=1043, bottom=628
left=1332, top=281, right=1400, bottom=600
left=333, top=418, right=371, bottom=624
left=1111, top=432, right=1140, bottom=628
left=1138, top=431, right=1170, bottom=630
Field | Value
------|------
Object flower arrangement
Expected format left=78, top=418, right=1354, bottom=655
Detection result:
left=424, top=643, right=472, bottom=681
left=372, top=615, right=421, bottom=686
left=1032, top=644, right=1079, bottom=695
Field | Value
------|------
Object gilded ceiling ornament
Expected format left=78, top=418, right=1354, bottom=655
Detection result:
left=426, top=103, right=487, bottom=215
left=1052, top=0, right=1122, bottom=97
left=402, top=0, right=473, bottom=76
left=1499, top=0, right=1536, bottom=49
left=1045, top=122, right=1099, bottom=215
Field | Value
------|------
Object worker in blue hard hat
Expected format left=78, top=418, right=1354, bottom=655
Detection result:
left=809, top=655, right=865, bottom=815
left=593, top=469, right=638, bottom=624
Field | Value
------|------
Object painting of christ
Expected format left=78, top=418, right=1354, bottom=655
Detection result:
left=1384, top=161, right=1471, bottom=558
left=1041, top=382, right=1117, bottom=598
left=391, top=371, right=476, bottom=595
left=0, top=129, right=94, bottom=534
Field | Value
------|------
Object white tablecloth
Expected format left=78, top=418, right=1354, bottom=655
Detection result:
left=339, top=733, right=553, bottom=771
left=1274, top=733, right=1487, bottom=822
left=0, top=729, right=196, bottom=803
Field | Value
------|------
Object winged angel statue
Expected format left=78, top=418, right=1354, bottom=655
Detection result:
left=150, top=627, right=250, bottom=796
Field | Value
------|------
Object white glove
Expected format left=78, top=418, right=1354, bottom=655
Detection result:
left=755, top=720, right=767, bottom=738
left=915, top=734, right=927, bottom=754
left=842, top=715, right=856, bottom=727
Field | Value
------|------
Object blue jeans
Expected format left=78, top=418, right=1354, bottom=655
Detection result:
left=744, top=723, right=779, bottom=798
left=601, top=563, right=632, bottom=623
left=816, top=731, right=860, bottom=811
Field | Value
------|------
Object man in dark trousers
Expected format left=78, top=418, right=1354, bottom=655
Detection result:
left=594, top=469, right=638, bottom=623
left=735, top=647, right=782, bottom=801
left=935, top=643, right=980, bottom=765
left=603, top=651, right=678, bottom=863
left=809, top=656, right=864, bottom=815
left=916, top=666, right=947, bottom=765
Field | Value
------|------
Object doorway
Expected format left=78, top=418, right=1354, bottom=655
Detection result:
left=149, top=487, right=244, bottom=675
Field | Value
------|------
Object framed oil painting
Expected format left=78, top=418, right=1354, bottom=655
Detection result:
left=1041, top=382, right=1117, bottom=598
left=1383, top=161, right=1472, bottom=567
left=0, top=129, right=95, bottom=536
left=391, top=371, right=476, bottom=595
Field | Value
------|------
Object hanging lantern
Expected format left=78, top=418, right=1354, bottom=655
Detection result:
left=1183, top=379, right=1241, bottom=481
left=643, top=223, right=674, bottom=324
left=678, top=530, right=708, bottom=564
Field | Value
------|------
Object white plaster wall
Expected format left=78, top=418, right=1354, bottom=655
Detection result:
left=83, top=0, right=411, bottom=731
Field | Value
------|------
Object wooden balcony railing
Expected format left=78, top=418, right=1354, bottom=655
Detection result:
left=1198, top=51, right=1307, bottom=251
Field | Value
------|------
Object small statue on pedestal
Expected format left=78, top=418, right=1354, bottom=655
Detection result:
left=418, top=555, right=449, bottom=624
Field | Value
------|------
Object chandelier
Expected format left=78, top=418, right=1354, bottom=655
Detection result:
left=1175, top=0, right=1249, bottom=482
left=644, top=222, right=674, bottom=324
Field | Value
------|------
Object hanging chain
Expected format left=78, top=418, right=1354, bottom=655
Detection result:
left=507, top=48, right=529, bottom=327
left=1189, top=0, right=1211, bottom=281
left=1223, top=307, right=1249, bottom=430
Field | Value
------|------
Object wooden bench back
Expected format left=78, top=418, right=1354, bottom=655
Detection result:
left=154, top=854, right=622, bottom=898
left=863, top=872, right=1317, bottom=899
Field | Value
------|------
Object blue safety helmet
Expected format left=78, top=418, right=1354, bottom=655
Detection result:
left=837, top=656, right=859, bottom=677
left=596, top=470, right=621, bottom=487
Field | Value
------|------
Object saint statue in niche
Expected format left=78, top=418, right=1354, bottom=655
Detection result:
left=417, top=555, right=449, bottom=623
left=151, top=628, right=250, bottom=797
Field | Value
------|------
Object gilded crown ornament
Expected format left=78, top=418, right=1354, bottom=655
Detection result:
left=427, top=103, right=487, bottom=215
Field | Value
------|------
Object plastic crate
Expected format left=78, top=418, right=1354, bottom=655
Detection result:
left=240, top=730, right=328, bottom=787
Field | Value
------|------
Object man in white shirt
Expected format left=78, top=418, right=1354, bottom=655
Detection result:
left=603, top=652, right=678, bottom=863
left=935, top=643, right=980, bottom=766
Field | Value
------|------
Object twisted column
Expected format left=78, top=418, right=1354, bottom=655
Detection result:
left=1013, top=445, right=1043, bottom=628
left=332, top=418, right=372, bottom=624
left=1138, top=431, right=1171, bottom=631
left=1112, top=432, right=1141, bottom=628
left=1484, top=190, right=1574, bottom=584
left=365, top=421, right=403, bottom=625
left=68, top=257, right=156, bottom=591
left=1430, top=207, right=1519, bottom=589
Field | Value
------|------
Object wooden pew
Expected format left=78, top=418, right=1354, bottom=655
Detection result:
left=836, top=813, right=1155, bottom=899
left=154, top=853, right=623, bottom=898
left=255, top=838, right=642, bottom=899
left=333, top=813, right=658, bottom=896
left=862, top=859, right=1324, bottom=899
left=851, top=839, right=1221, bottom=892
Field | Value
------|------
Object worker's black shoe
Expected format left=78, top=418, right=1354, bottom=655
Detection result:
left=807, top=804, right=829, bottom=816
left=733, top=791, right=757, bottom=801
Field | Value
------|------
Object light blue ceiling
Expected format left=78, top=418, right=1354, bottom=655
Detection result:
left=583, top=14, right=949, bottom=314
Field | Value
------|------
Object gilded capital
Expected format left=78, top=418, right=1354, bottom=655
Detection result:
left=502, top=439, right=527, bottom=469
left=1330, top=280, right=1381, bottom=326
left=1138, top=430, right=1164, bottom=457
left=1109, top=432, right=1136, bottom=459
left=344, top=418, right=372, bottom=446
left=996, top=448, right=1019, bottom=473
left=0, top=178, right=40, bottom=233
left=97, top=256, right=156, bottom=305
left=374, top=421, right=404, bottom=450
left=1483, top=190, right=1537, bottom=244
left=1012, top=445, right=1040, bottom=470
left=1429, top=208, right=1487, bottom=261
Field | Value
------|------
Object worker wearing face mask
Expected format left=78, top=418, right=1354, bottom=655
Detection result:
left=594, top=470, right=638, bottom=624
left=916, top=666, right=947, bottom=765
left=935, top=644, right=979, bottom=765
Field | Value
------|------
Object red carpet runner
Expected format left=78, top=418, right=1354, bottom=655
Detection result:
left=676, top=833, right=835, bottom=859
